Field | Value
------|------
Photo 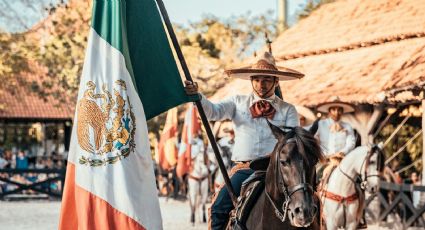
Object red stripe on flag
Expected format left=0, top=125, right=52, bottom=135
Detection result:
left=59, top=163, right=146, bottom=230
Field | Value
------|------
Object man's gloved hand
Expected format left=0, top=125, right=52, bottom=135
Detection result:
left=336, top=152, right=345, bottom=158
left=329, top=152, right=344, bottom=163
left=184, top=80, right=199, bottom=95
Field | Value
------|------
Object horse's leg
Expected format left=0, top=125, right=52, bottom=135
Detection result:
left=345, top=204, right=359, bottom=230
left=201, top=179, right=209, bottom=223
left=323, top=202, right=340, bottom=230
left=324, top=217, right=338, bottom=230
left=345, top=222, right=357, bottom=230
left=188, top=178, right=197, bottom=225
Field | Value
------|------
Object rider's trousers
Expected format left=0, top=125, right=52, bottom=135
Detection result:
left=210, top=168, right=254, bottom=230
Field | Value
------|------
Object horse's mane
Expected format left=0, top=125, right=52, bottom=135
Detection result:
left=373, top=146, right=386, bottom=172
left=287, top=126, right=325, bottom=166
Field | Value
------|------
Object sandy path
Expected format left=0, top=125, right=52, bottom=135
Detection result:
left=0, top=198, right=206, bottom=230
left=0, top=198, right=398, bottom=230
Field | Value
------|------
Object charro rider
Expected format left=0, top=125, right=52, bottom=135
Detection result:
left=184, top=51, right=303, bottom=229
left=315, top=96, right=356, bottom=181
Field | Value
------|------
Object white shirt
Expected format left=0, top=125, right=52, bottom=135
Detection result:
left=316, top=118, right=355, bottom=157
left=0, top=157, right=7, bottom=169
left=200, top=93, right=299, bottom=161
left=190, top=137, right=205, bottom=159
left=218, top=136, right=234, bottom=154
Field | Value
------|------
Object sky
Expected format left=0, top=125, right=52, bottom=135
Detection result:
left=0, top=0, right=307, bottom=32
left=162, top=0, right=307, bottom=26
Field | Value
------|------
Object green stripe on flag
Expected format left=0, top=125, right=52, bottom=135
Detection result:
left=91, top=0, right=196, bottom=120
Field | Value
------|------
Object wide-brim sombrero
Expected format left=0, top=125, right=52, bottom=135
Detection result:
left=224, top=52, right=304, bottom=81
left=316, top=97, right=355, bottom=113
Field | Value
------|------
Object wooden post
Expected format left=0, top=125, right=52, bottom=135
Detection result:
left=422, top=95, right=425, bottom=185
left=277, top=0, right=288, bottom=34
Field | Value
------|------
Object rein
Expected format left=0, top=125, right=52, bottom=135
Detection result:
left=339, top=147, right=382, bottom=191
left=325, top=151, right=369, bottom=205
left=265, top=135, right=314, bottom=223
left=322, top=146, right=383, bottom=229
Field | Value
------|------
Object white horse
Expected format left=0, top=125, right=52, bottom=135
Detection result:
left=188, top=152, right=209, bottom=225
left=208, top=145, right=232, bottom=192
left=320, top=145, right=385, bottom=230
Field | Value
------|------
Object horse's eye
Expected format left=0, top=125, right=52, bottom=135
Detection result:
left=280, top=159, right=290, bottom=166
left=369, top=160, right=376, bottom=164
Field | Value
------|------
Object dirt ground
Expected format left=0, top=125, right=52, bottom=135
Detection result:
left=0, top=197, right=207, bottom=230
left=0, top=198, right=400, bottom=230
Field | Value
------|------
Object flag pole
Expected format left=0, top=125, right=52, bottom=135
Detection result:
left=155, top=0, right=238, bottom=205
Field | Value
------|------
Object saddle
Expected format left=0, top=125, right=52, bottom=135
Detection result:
left=229, top=157, right=269, bottom=230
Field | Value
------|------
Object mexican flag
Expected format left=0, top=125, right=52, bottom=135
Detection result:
left=58, top=0, right=194, bottom=229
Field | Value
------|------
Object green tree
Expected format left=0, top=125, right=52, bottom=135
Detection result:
left=0, top=31, right=34, bottom=93
left=176, top=11, right=277, bottom=97
left=1, top=1, right=277, bottom=137
left=30, top=1, right=91, bottom=103
left=298, top=0, right=336, bottom=20
left=376, top=120, right=423, bottom=178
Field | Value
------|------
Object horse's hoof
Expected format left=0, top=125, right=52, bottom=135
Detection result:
left=190, top=213, right=195, bottom=224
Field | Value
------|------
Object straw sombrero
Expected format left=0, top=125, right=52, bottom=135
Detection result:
left=224, top=52, right=304, bottom=81
left=316, top=96, right=355, bottom=113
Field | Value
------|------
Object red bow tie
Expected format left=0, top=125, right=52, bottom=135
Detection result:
left=249, top=100, right=276, bottom=119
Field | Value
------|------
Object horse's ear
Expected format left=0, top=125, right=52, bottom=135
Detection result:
left=308, top=119, right=320, bottom=135
left=373, top=144, right=386, bottom=172
left=267, top=120, right=285, bottom=140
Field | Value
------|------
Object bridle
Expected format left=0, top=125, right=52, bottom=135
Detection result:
left=339, top=145, right=383, bottom=191
left=265, top=129, right=315, bottom=222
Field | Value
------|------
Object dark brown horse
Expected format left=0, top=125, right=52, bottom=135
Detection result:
left=241, top=122, right=325, bottom=230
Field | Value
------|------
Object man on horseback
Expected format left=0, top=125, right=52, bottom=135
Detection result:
left=184, top=51, right=304, bottom=229
left=315, top=96, right=356, bottom=180
left=217, top=128, right=235, bottom=158
left=315, top=98, right=372, bottom=229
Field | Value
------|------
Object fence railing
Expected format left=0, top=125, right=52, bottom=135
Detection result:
left=365, top=181, right=425, bottom=228
left=0, top=168, right=66, bottom=199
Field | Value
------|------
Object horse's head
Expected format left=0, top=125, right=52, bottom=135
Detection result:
left=266, top=121, right=324, bottom=227
left=362, top=145, right=385, bottom=194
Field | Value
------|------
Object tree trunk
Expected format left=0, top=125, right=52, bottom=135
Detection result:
left=343, top=105, right=383, bottom=146
left=422, top=99, right=425, bottom=185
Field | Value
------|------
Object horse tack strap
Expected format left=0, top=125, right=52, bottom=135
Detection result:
left=230, top=162, right=251, bottom=176
left=323, top=190, right=358, bottom=204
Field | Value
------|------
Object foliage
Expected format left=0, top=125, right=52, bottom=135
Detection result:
left=1, top=1, right=277, bottom=138
left=0, top=0, right=60, bottom=32
left=0, top=31, right=34, bottom=93
left=298, top=0, right=336, bottom=20
left=30, top=1, right=91, bottom=103
left=375, top=121, right=423, bottom=178
left=177, top=11, right=277, bottom=97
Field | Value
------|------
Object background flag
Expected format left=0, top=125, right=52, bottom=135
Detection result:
left=157, top=108, right=179, bottom=171
left=59, top=0, right=194, bottom=229
left=176, top=104, right=201, bottom=177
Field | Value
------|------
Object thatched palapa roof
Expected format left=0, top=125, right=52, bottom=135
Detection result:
left=212, top=0, right=425, bottom=107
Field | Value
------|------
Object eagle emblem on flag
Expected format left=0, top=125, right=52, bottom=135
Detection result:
left=76, top=80, right=136, bottom=167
